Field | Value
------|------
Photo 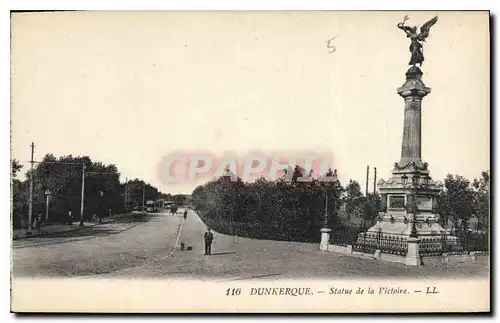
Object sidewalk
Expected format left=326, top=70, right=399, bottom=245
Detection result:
left=12, top=213, right=128, bottom=240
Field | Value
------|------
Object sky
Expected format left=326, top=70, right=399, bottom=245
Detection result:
left=11, top=11, right=490, bottom=194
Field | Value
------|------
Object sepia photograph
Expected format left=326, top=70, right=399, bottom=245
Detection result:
left=9, top=10, right=490, bottom=313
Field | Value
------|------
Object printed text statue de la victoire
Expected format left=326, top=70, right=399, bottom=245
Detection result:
left=397, top=15, right=438, bottom=66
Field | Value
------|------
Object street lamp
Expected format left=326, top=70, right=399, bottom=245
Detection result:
left=45, top=190, right=51, bottom=222
left=320, top=170, right=338, bottom=251
left=423, top=175, right=431, bottom=186
left=401, top=174, right=419, bottom=238
left=323, top=170, right=338, bottom=230
left=99, top=191, right=104, bottom=223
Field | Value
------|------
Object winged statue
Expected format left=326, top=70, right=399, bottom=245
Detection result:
left=397, top=16, right=438, bottom=66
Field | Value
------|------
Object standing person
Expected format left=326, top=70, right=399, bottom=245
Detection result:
left=36, top=214, right=42, bottom=229
left=183, top=210, right=187, bottom=219
left=204, top=228, right=214, bottom=256
left=31, top=215, right=37, bottom=230
left=68, top=210, right=72, bottom=225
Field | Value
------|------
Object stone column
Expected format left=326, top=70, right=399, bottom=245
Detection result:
left=320, top=228, right=332, bottom=251
left=400, top=98, right=422, bottom=160
left=397, top=66, right=431, bottom=165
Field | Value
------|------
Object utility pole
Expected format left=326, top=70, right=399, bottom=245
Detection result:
left=365, top=165, right=369, bottom=196
left=80, top=163, right=85, bottom=227
left=27, top=142, right=35, bottom=236
left=44, top=190, right=51, bottom=221
left=142, top=184, right=145, bottom=215
left=124, top=177, right=128, bottom=213
left=373, top=167, right=377, bottom=194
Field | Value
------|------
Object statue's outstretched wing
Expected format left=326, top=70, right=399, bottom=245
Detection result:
left=418, top=16, right=438, bottom=41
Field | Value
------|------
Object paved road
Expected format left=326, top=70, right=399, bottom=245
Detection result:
left=105, top=210, right=490, bottom=280
left=12, top=211, right=183, bottom=277
left=12, top=209, right=489, bottom=280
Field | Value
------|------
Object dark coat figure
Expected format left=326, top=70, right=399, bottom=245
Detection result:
left=67, top=211, right=73, bottom=225
left=204, top=229, right=214, bottom=255
left=35, top=214, right=43, bottom=229
left=183, top=210, right=187, bottom=219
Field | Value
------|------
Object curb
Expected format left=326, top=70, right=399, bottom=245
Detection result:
left=12, top=214, right=130, bottom=241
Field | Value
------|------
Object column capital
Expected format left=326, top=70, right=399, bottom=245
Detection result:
left=397, top=66, right=431, bottom=99
left=398, top=81, right=431, bottom=99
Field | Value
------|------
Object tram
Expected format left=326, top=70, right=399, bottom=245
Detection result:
left=146, top=200, right=157, bottom=213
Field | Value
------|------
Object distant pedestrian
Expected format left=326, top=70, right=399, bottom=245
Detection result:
left=68, top=211, right=72, bottom=225
left=183, top=210, right=187, bottom=219
left=35, top=214, right=42, bottom=229
left=204, top=228, right=214, bottom=255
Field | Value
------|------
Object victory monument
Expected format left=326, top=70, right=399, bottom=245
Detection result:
left=352, top=16, right=462, bottom=265
left=370, top=16, right=444, bottom=237
left=320, top=15, right=476, bottom=266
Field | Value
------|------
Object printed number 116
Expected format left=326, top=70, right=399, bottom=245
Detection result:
left=226, top=288, right=241, bottom=296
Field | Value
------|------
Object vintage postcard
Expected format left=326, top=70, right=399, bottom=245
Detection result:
left=10, top=11, right=490, bottom=313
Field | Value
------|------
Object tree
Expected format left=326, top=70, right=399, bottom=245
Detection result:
left=363, top=193, right=381, bottom=226
left=172, top=194, right=187, bottom=205
left=192, top=166, right=344, bottom=242
left=291, top=165, right=305, bottom=183
left=343, top=180, right=364, bottom=220
left=34, top=155, right=123, bottom=221
left=472, top=171, right=490, bottom=233
left=11, top=152, right=170, bottom=229
left=438, top=174, right=475, bottom=235
left=126, top=179, right=145, bottom=209
left=11, top=159, right=23, bottom=178
left=12, top=161, right=27, bottom=228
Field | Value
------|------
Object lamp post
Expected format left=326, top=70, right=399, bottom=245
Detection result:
left=401, top=173, right=433, bottom=266
left=401, top=174, right=423, bottom=238
left=99, top=191, right=104, bottom=223
left=44, top=190, right=51, bottom=222
left=323, top=171, right=338, bottom=229
left=323, top=188, right=329, bottom=229
left=320, top=170, right=337, bottom=251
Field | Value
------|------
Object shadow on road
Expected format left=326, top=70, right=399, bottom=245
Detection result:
left=57, top=227, right=125, bottom=238
left=210, top=252, right=237, bottom=256
left=112, top=213, right=161, bottom=224
left=29, top=226, right=132, bottom=240
left=12, top=214, right=175, bottom=250
left=23, top=214, right=161, bottom=240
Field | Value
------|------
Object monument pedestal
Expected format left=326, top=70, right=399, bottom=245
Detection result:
left=354, top=67, right=459, bottom=263
left=405, top=237, right=421, bottom=266
left=320, top=228, right=331, bottom=251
